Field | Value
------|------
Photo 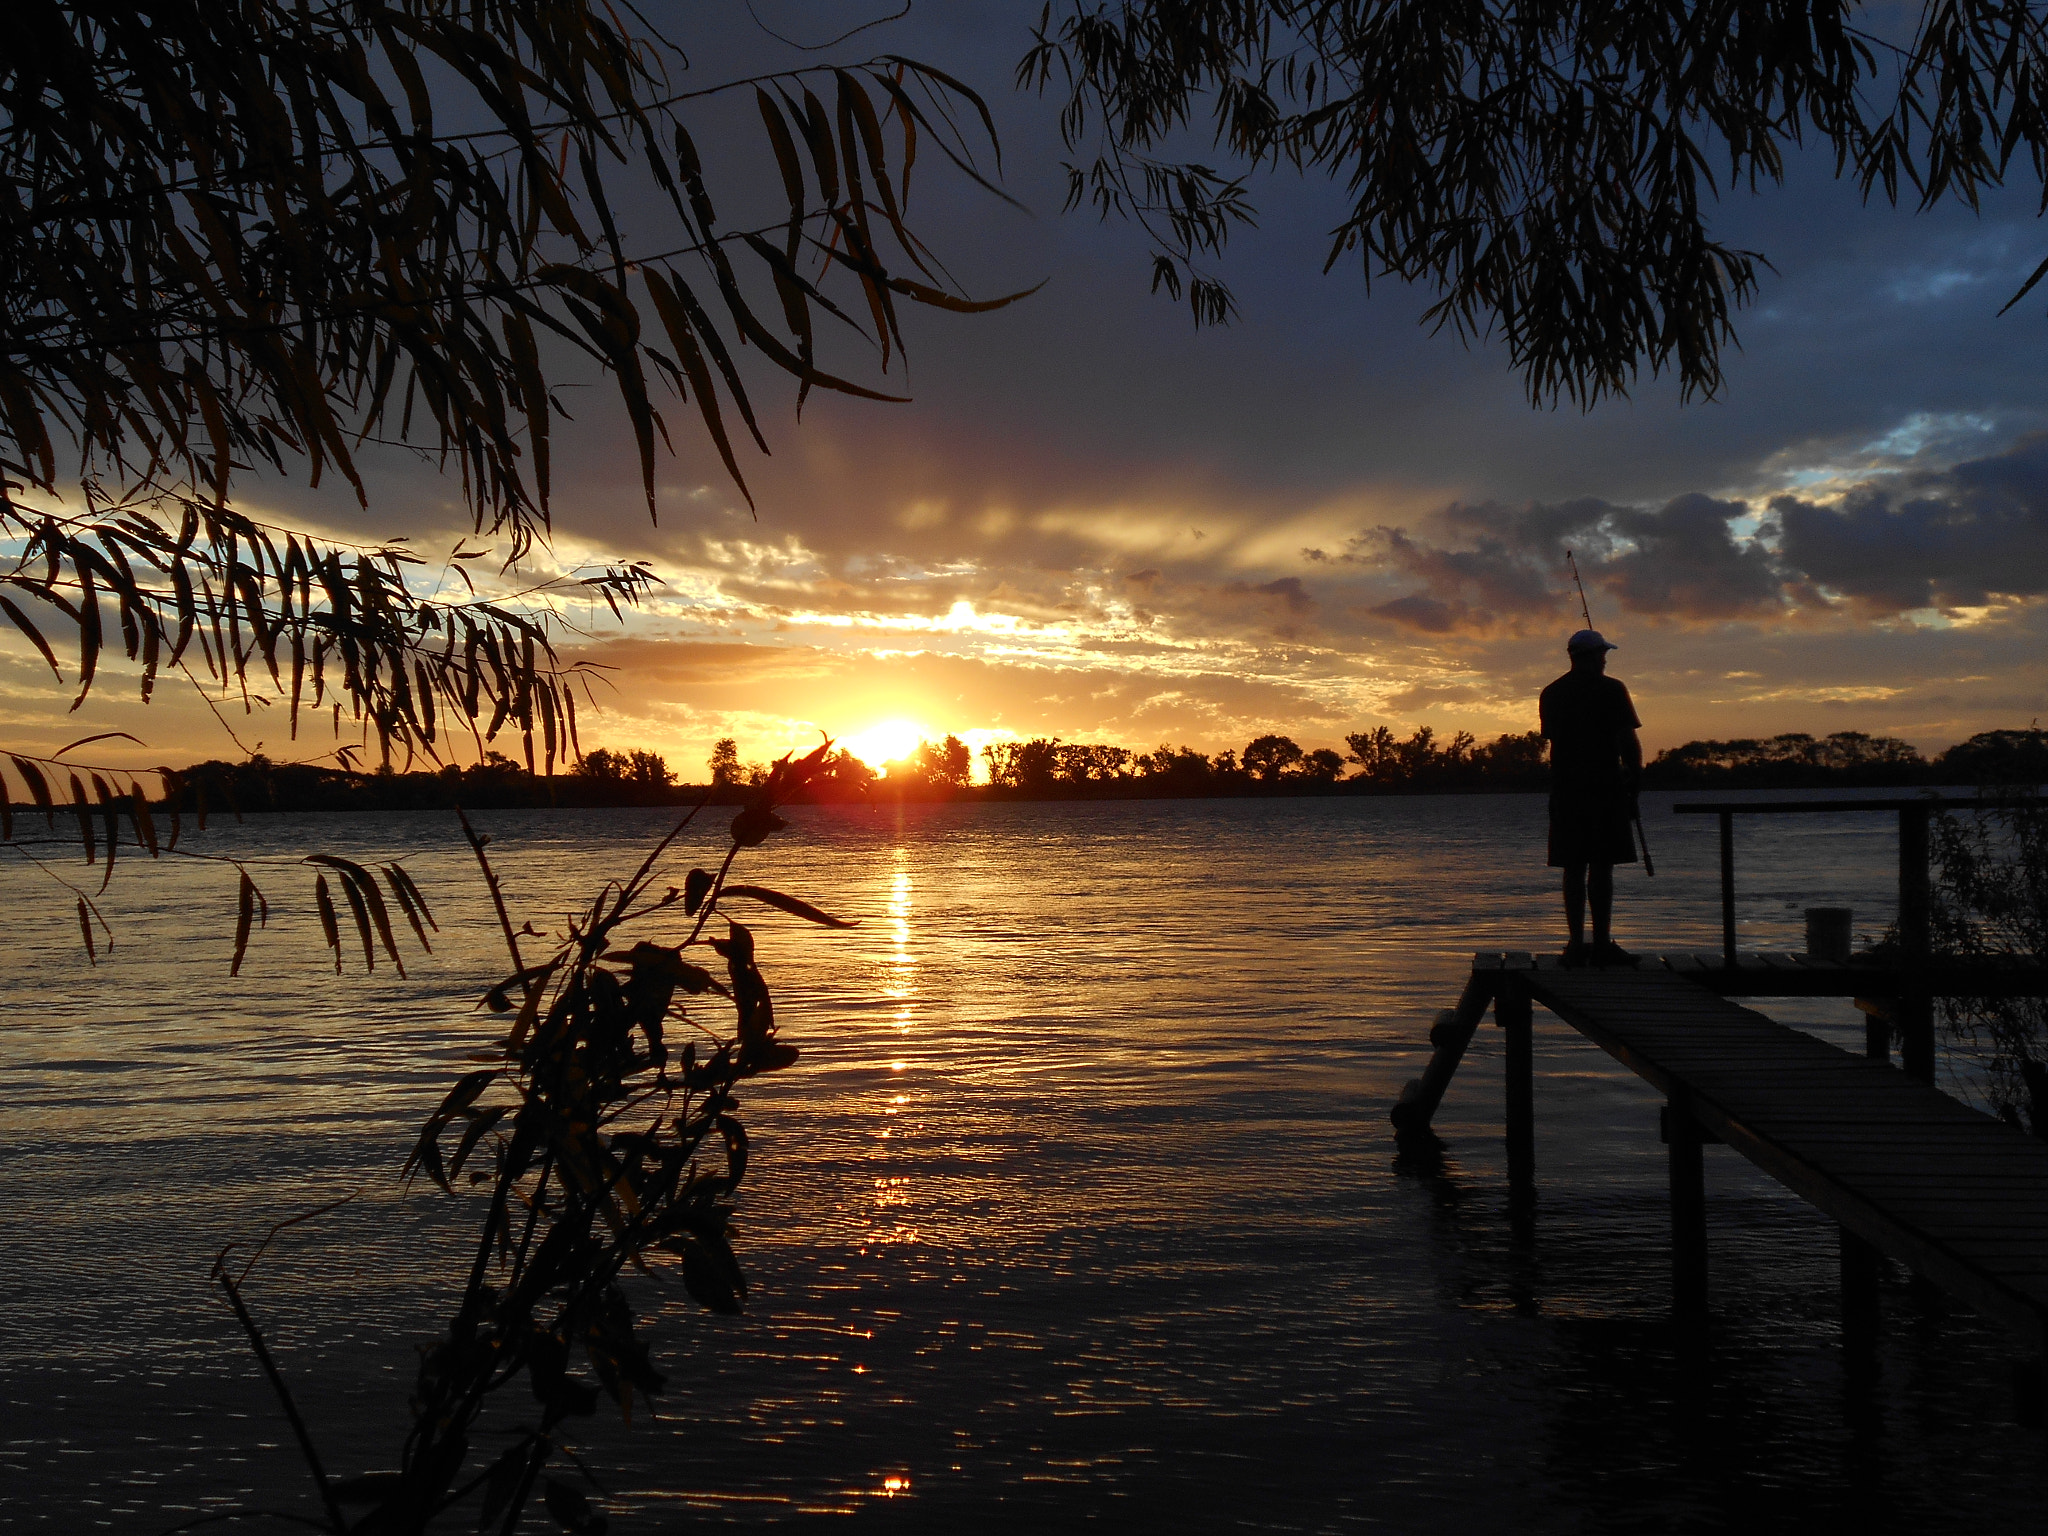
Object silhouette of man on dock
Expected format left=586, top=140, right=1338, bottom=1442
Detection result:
left=1540, top=630, right=1643, bottom=968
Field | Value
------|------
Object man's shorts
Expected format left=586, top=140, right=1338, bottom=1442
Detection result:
left=1548, top=790, right=1638, bottom=867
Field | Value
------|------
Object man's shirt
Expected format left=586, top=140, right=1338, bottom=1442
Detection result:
left=1539, top=670, right=1641, bottom=795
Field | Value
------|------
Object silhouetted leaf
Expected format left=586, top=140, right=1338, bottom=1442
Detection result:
left=90, top=774, right=118, bottom=890
left=9, top=756, right=52, bottom=826
left=716, top=1114, right=748, bottom=1187
left=728, top=807, right=786, bottom=848
left=384, top=861, right=438, bottom=932
left=53, top=731, right=144, bottom=757
left=447, top=1104, right=509, bottom=1186
left=381, top=865, right=433, bottom=953
left=127, top=780, right=158, bottom=856
left=679, top=1229, right=748, bottom=1315
left=67, top=773, right=94, bottom=863
left=475, top=1441, right=533, bottom=1531
left=542, top=1476, right=603, bottom=1533
left=76, top=898, right=94, bottom=963
left=309, top=855, right=406, bottom=975
left=230, top=873, right=258, bottom=977
left=683, top=867, right=714, bottom=914
left=0, top=595, right=60, bottom=678
left=314, top=873, right=341, bottom=973
left=720, top=885, right=858, bottom=929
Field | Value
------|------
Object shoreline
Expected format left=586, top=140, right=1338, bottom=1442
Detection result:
left=10, top=772, right=2027, bottom=818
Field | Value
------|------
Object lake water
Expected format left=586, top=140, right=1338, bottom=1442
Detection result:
left=3, top=791, right=2045, bottom=1532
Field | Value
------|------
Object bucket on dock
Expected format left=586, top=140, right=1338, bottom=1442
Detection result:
left=1805, top=906, right=1853, bottom=961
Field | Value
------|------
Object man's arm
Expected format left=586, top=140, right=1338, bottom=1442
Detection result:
left=1613, top=680, right=1643, bottom=796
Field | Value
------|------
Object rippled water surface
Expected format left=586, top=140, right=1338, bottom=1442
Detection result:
left=4, top=791, right=2046, bottom=1531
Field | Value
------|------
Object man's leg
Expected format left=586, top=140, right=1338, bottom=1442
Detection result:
left=1589, top=862, right=1615, bottom=946
left=1563, top=861, right=1587, bottom=947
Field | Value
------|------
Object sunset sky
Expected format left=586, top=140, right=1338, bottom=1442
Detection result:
left=12, top=2, right=2048, bottom=779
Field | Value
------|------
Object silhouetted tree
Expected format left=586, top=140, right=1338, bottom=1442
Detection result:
left=818, top=748, right=878, bottom=797
left=626, top=751, right=674, bottom=787
left=1647, top=731, right=1928, bottom=786
left=1057, top=742, right=1135, bottom=782
left=1346, top=725, right=1549, bottom=788
left=902, top=735, right=973, bottom=788
left=1137, top=744, right=1215, bottom=788
left=983, top=738, right=1064, bottom=790
left=1297, top=747, right=1345, bottom=782
left=1242, top=734, right=1304, bottom=781
left=1023, top=1, right=2048, bottom=403
left=1939, top=729, right=2048, bottom=785
left=708, top=739, right=743, bottom=787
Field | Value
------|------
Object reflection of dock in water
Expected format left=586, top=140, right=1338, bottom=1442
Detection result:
left=1397, top=795, right=2048, bottom=1348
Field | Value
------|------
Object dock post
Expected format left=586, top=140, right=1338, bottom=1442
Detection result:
left=1667, top=1094, right=1708, bottom=1318
left=1854, top=998, right=1891, bottom=1063
left=1499, top=974, right=1534, bottom=1203
left=1840, top=1227, right=1881, bottom=1342
left=1719, top=810, right=1737, bottom=968
left=1898, top=805, right=1935, bottom=1084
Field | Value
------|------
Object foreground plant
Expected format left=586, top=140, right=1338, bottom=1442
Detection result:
left=210, top=742, right=853, bottom=1534
left=1932, top=784, right=2048, bottom=1132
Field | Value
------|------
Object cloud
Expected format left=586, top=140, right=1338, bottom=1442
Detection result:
left=1223, top=575, right=1316, bottom=616
left=1379, top=681, right=1485, bottom=713
left=1772, top=433, right=2048, bottom=614
left=1599, top=494, right=1785, bottom=618
left=1362, top=489, right=1783, bottom=636
left=1357, top=432, right=2048, bottom=638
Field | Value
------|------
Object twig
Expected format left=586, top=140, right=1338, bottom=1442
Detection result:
left=457, top=807, right=528, bottom=986
left=209, top=1259, right=347, bottom=1534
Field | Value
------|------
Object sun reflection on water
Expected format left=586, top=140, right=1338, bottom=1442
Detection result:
left=8, top=796, right=2045, bottom=1531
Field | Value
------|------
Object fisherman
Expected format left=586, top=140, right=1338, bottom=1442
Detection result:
left=1539, top=629, right=1644, bottom=968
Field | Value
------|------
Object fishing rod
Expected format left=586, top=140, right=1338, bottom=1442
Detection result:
left=1564, top=550, right=1654, bottom=877
left=1565, top=549, right=1594, bottom=630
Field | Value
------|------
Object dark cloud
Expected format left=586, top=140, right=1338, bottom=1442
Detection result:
left=1380, top=682, right=1485, bottom=713
left=1364, top=490, right=1782, bottom=635
left=1369, top=593, right=1465, bottom=633
left=1230, top=576, right=1316, bottom=615
left=1601, top=493, right=1784, bottom=618
left=1357, top=432, right=2048, bottom=648
left=1773, top=434, right=2048, bottom=613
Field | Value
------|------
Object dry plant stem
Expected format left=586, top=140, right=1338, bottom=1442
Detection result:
left=458, top=806, right=528, bottom=988
left=209, top=1261, right=347, bottom=1533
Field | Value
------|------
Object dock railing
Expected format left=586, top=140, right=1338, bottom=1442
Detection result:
left=1671, top=795, right=1994, bottom=1079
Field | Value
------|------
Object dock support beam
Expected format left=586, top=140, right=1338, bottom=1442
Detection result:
left=1500, top=975, right=1534, bottom=1203
left=1390, top=972, right=1496, bottom=1135
left=1668, top=1094, right=1708, bottom=1318
left=1898, top=805, right=1936, bottom=1085
left=1718, top=810, right=1737, bottom=968
left=1841, top=1227, right=1882, bottom=1341
left=1853, top=998, right=1891, bottom=1063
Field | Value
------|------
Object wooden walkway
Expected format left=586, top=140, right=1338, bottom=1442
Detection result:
left=1650, top=949, right=2048, bottom=999
left=1393, top=951, right=2048, bottom=1348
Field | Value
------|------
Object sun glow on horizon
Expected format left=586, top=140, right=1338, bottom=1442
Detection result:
left=842, top=718, right=928, bottom=770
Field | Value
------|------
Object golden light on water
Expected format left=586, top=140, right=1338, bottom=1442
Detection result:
left=841, top=718, right=927, bottom=769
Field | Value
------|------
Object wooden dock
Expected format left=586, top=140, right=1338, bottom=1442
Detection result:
left=1394, top=951, right=2048, bottom=1348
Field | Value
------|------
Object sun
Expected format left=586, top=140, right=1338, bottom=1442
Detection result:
left=842, top=719, right=926, bottom=770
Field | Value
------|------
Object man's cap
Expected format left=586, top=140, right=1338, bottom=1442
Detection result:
left=1567, top=628, right=1617, bottom=653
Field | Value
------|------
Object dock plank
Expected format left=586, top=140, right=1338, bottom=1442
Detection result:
left=1520, top=963, right=2048, bottom=1347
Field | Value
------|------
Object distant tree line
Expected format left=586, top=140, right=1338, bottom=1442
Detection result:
left=1642, top=729, right=2048, bottom=789
left=973, top=725, right=2048, bottom=796
left=45, top=726, right=2048, bottom=819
